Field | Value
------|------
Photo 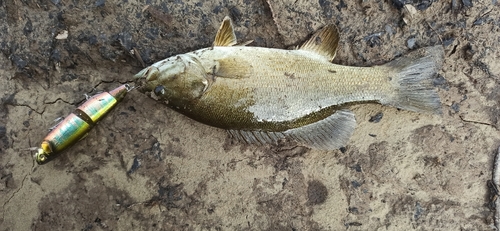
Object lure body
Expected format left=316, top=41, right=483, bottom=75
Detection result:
left=35, top=84, right=131, bottom=164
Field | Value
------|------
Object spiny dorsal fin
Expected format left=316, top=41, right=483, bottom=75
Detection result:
left=299, top=24, right=340, bottom=62
left=213, top=16, right=237, bottom=47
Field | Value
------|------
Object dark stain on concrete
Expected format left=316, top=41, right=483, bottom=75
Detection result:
left=307, top=180, right=328, bottom=205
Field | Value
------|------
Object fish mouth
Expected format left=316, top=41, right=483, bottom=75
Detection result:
left=135, top=80, right=158, bottom=94
left=133, top=77, right=148, bottom=93
left=134, top=66, right=160, bottom=93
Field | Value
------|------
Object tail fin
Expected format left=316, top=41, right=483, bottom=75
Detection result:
left=384, top=45, right=444, bottom=114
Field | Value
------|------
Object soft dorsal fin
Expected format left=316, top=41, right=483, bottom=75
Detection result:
left=236, top=40, right=253, bottom=46
left=299, top=24, right=340, bottom=62
left=213, top=16, right=237, bottom=47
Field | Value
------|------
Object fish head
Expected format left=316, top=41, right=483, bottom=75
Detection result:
left=135, top=54, right=209, bottom=105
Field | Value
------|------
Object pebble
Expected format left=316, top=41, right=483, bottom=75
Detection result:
left=369, top=112, right=384, bottom=123
left=407, top=37, right=416, bottom=49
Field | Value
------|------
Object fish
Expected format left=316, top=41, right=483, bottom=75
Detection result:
left=134, top=16, right=444, bottom=150
left=34, top=84, right=131, bottom=164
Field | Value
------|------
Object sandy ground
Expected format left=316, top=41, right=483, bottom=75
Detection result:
left=1, top=0, right=500, bottom=230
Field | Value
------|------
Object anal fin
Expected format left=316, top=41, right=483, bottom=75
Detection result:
left=228, top=110, right=356, bottom=150
left=228, top=130, right=286, bottom=145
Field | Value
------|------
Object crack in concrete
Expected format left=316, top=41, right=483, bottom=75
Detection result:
left=459, top=115, right=498, bottom=130
left=1, top=169, right=31, bottom=224
left=9, top=103, right=44, bottom=115
left=492, top=146, right=500, bottom=230
left=43, top=97, right=72, bottom=106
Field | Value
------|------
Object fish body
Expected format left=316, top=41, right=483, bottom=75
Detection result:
left=136, top=17, right=444, bottom=149
left=35, top=84, right=131, bottom=164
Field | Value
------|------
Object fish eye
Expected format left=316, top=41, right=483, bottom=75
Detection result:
left=154, top=85, right=166, bottom=96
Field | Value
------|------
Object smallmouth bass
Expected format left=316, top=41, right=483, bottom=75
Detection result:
left=135, top=17, right=444, bottom=150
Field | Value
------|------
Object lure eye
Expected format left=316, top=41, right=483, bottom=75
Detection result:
left=35, top=152, right=48, bottom=164
left=154, top=85, right=166, bottom=96
left=39, top=154, right=47, bottom=162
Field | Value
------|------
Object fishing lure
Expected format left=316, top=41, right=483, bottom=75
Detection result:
left=34, top=84, right=132, bottom=165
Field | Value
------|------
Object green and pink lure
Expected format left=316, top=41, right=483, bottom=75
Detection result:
left=34, top=84, right=132, bottom=165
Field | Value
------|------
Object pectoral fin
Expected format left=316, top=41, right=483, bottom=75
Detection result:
left=299, top=24, right=340, bottom=62
left=229, top=110, right=356, bottom=150
left=215, top=58, right=251, bottom=79
left=214, top=16, right=237, bottom=47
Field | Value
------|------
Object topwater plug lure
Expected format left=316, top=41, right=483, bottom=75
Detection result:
left=34, top=84, right=132, bottom=165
